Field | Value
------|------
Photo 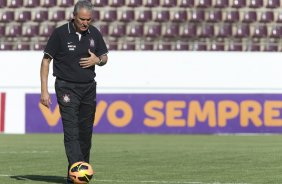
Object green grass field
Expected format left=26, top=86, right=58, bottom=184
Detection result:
left=0, top=134, right=282, bottom=184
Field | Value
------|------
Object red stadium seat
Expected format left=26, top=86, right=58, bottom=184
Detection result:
left=109, top=23, right=126, bottom=37
left=144, top=0, right=159, bottom=7
left=8, top=0, right=23, bottom=8
left=161, top=0, right=177, bottom=7
left=234, top=24, right=250, bottom=38
left=135, top=9, right=152, bottom=22
left=33, top=10, right=49, bottom=22
left=109, top=0, right=125, bottom=7
left=162, top=23, right=179, bottom=37
left=16, top=11, right=32, bottom=22
left=58, top=0, right=74, bottom=7
left=231, top=0, right=246, bottom=8
left=213, top=0, right=228, bottom=8
left=107, top=42, right=118, bottom=50
left=249, top=0, right=263, bottom=8
left=227, top=41, right=243, bottom=51
left=178, top=0, right=194, bottom=7
left=259, top=11, right=274, bottom=23
left=108, top=44, right=117, bottom=50
left=126, top=23, right=143, bottom=37
left=39, top=23, right=55, bottom=37
left=0, top=0, right=7, bottom=8
left=126, top=0, right=142, bottom=7
left=6, top=24, right=22, bottom=37
left=269, top=25, right=282, bottom=38
left=101, top=9, right=117, bottom=22
left=277, top=12, right=282, bottom=23
left=118, top=41, right=135, bottom=50
left=252, top=24, right=267, bottom=38
left=191, top=42, right=207, bottom=51
left=118, top=9, right=135, bottom=22
left=171, top=10, right=187, bottom=22
left=65, top=8, right=73, bottom=20
left=266, top=0, right=280, bottom=8
left=0, top=0, right=280, bottom=51
left=210, top=42, right=225, bottom=51
left=144, top=23, right=161, bottom=37
left=263, top=42, right=279, bottom=51
left=138, top=42, right=154, bottom=50
left=49, top=10, right=66, bottom=22
left=207, top=10, right=222, bottom=22
left=0, top=11, right=14, bottom=22
left=216, top=23, right=232, bottom=38
left=90, top=10, right=99, bottom=21
left=245, top=42, right=261, bottom=51
left=0, top=24, right=5, bottom=36
left=196, top=0, right=212, bottom=8
left=41, top=0, right=56, bottom=7
left=154, top=42, right=171, bottom=50
left=22, top=23, right=39, bottom=37
left=0, top=43, right=13, bottom=50
left=242, top=11, right=257, bottom=23
left=224, top=11, right=240, bottom=22
left=153, top=10, right=170, bottom=22
left=190, top=10, right=205, bottom=22
left=174, top=42, right=189, bottom=50
left=95, top=23, right=109, bottom=36
left=14, top=43, right=30, bottom=50
left=24, top=0, right=40, bottom=7
left=32, top=43, right=46, bottom=50
left=199, top=24, right=214, bottom=38
left=179, top=23, right=196, bottom=38
left=92, top=0, right=108, bottom=7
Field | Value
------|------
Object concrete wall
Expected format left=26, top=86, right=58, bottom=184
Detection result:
left=1, top=51, right=282, bottom=133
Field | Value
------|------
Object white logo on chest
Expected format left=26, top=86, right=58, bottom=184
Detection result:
left=67, top=42, right=76, bottom=51
left=89, top=38, right=95, bottom=47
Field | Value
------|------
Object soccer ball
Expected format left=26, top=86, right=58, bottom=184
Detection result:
left=69, top=161, right=94, bottom=184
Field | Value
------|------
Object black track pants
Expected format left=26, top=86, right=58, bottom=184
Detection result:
left=55, top=78, right=96, bottom=170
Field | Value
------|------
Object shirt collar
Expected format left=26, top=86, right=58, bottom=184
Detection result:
left=68, top=20, right=90, bottom=35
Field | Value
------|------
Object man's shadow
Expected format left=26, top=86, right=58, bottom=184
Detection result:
left=10, top=175, right=65, bottom=183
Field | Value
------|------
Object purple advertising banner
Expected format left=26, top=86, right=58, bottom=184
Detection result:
left=26, top=93, right=282, bottom=134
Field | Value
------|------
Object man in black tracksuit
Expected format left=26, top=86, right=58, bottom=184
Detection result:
left=40, top=1, right=108, bottom=183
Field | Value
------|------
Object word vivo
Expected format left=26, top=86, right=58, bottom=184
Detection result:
left=39, top=100, right=282, bottom=128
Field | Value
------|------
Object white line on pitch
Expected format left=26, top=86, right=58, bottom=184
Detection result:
left=0, top=150, right=50, bottom=154
left=92, top=180, right=201, bottom=184
left=0, top=175, right=250, bottom=184
left=0, top=174, right=11, bottom=177
left=95, top=180, right=250, bottom=184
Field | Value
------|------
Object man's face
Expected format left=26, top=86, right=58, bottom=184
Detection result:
left=73, top=8, right=92, bottom=33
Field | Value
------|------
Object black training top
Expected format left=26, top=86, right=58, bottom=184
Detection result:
left=44, top=20, right=108, bottom=83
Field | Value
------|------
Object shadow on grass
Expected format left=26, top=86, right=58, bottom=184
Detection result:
left=10, top=175, right=65, bottom=183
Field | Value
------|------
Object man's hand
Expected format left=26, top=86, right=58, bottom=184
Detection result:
left=40, top=56, right=52, bottom=108
left=40, top=91, right=52, bottom=108
left=79, top=49, right=99, bottom=68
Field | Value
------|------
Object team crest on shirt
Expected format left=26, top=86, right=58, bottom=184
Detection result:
left=89, top=38, right=95, bottom=47
left=62, top=94, right=70, bottom=103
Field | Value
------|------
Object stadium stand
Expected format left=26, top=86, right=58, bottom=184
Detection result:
left=22, top=23, right=40, bottom=37
left=41, top=0, right=57, bottom=7
left=15, top=10, right=32, bottom=22
left=126, top=0, right=143, bottom=7
left=0, top=0, right=281, bottom=51
left=24, top=0, right=40, bottom=7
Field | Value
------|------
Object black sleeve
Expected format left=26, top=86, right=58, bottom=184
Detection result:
left=44, top=30, right=60, bottom=58
left=94, top=29, right=109, bottom=57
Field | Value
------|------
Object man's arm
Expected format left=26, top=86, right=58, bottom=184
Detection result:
left=40, top=54, right=52, bottom=108
left=79, top=49, right=108, bottom=68
left=98, top=54, right=108, bottom=66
